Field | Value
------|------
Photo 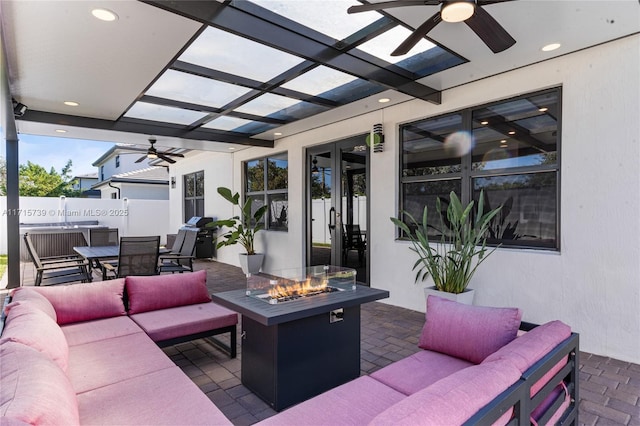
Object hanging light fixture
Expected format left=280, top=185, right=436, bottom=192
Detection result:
left=311, top=157, right=319, bottom=175
left=441, top=0, right=475, bottom=23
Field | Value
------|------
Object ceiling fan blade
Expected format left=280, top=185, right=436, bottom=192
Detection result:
left=157, top=154, right=176, bottom=164
left=160, top=152, right=185, bottom=158
left=135, top=155, right=147, bottom=163
left=465, top=5, right=516, bottom=53
left=391, top=11, right=442, bottom=56
left=348, top=1, right=439, bottom=14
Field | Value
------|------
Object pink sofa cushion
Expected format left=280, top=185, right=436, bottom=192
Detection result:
left=31, top=279, right=126, bottom=325
left=419, top=295, right=522, bottom=364
left=9, top=287, right=57, bottom=321
left=77, top=367, right=232, bottom=426
left=0, top=341, right=79, bottom=425
left=258, top=376, right=406, bottom=426
left=67, top=332, right=174, bottom=394
left=371, top=349, right=473, bottom=395
left=126, top=270, right=211, bottom=314
left=369, top=359, right=522, bottom=426
left=0, top=302, right=69, bottom=372
left=62, top=316, right=143, bottom=347
left=129, top=302, right=237, bottom=342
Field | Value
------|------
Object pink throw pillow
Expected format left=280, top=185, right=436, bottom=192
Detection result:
left=0, top=302, right=69, bottom=372
left=9, top=288, right=57, bottom=321
left=126, top=270, right=211, bottom=314
left=0, top=341, right=80, bottom=425
left=31, top=279, right=126, bottom=325
left=419, top=295, right=522, bottom=364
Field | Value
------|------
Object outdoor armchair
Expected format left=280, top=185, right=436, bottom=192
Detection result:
left=23, top=233, right=91, bottom=286
left=159, top=229, right=197, bottom=273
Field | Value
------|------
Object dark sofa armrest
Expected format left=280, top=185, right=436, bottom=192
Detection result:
left=464, top=328, right=580, bottom=426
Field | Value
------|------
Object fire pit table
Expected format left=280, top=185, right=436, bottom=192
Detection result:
left=211, top=266, right=389, bottom=411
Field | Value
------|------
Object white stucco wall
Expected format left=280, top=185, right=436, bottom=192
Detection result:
left=179, top=35, right=640, bottom=363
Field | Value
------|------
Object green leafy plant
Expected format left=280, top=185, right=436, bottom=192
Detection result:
left=390, top=191, right=502, bottom=294
left=208, top=187, right=268, bottom=255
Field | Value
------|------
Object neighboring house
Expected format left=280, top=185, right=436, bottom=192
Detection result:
left=70, top=173, right=99, bottom=198
left=91, top=145, right=169, bottom=200
left=92, top=167, right=169, bottom=200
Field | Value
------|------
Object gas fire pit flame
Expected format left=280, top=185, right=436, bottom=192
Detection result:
left=268, top=278, right=338, bottom=302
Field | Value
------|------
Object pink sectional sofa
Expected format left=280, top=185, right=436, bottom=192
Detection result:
left=0, top=270, right=237, bottom=426
left=257, top=295, right=579, bottom=426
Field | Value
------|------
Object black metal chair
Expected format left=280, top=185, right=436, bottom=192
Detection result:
left=101, top=236, right=160, bottom=279
left=343, top=224, right=366, bottom=265
left=88, top=228, right=119, bottom=270
left=159, top=229, right=197, bottom=273
left=23, top=233, right=91, bottom=286
left=89, top=228, right=119, bottom=246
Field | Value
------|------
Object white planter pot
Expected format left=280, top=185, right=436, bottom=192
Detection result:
left=424, top=286, right=475, bottom=307
left=239, top=253, right=264, bottom=275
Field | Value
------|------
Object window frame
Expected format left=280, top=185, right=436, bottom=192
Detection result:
left=398, top=87, right=562, bottom=251
left=243, top=152, right=288, bottom=232
left=183, top=170, right=205, bottom=222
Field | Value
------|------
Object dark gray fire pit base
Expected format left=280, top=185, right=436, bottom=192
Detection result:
left=212, top=285, right=389, bottom=411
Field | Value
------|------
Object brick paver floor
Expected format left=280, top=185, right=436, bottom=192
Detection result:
left=7, top=259, right=640, bottom=425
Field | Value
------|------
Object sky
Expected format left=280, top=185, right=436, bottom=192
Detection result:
left=2, top=134, right=114, bottom=176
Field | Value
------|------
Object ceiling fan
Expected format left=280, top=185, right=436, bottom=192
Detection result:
left=125, top=137, right=185, bottom=164
left=136, top=137, right=184, bottom=164
left=347, top=0, right=516, bottom=56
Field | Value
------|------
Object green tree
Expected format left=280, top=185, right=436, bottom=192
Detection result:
left=0, top=156, right=6, bottom=196
left=18, top=160, right=80, bottom=197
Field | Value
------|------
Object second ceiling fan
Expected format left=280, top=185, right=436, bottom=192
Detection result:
left=348, top=0, right=516, bottom=56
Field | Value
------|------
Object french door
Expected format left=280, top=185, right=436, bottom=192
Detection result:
left=306, top=135, right=369, bottom=284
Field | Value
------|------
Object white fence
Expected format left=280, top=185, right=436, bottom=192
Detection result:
left=0, top=196, right=171, bottom=255
left=311, top=196, right=367, bottom=244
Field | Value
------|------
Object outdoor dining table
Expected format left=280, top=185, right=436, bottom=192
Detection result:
left=73, top=245, right=170, bottom=280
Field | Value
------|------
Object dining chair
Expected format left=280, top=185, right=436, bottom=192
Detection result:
left=101, top=236, right=160, bottom=279
left=342, top=224, right=366, bottom=265
left=89, top=228, right=119, bottom=246
left=88, top=228, right=119, bottom=270
left=23, top=233, right=91, bottom=286
left=159, top=229, right=197, bottom=273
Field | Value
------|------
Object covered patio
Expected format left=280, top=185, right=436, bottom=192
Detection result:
left=2, top=0, right=640, bottom=424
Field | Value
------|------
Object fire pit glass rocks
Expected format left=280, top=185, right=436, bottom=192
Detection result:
left=246, top=265, right=356, bottom=304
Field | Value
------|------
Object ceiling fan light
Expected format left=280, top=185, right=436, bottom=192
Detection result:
left=441, top=1, right=475, bottom=23
left=147, top=153, right=158, bottom=159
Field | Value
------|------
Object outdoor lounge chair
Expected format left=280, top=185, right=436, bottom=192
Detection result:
left=101, top=236, right=160, bottom=279
left=159, top=229, right=197, bottom=273
left=23, top=233, right=91, bottom=286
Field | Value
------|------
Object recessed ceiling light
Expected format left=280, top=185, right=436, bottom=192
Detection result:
left=480, top=121, right=489, bottom=125
left=378, top=98, right=391, bottom=103
left=508, top=131, right=515, bottom=135
left=228, top=147, right=236, bottom=150
left=92, top=8, right=118, bottom=22
left=64, top=101, right=79, bottom=106
left=539, top=107, right=548, bottom=112
left=55, top=129, right=67, bottom=133
left=500, top=140, right=507, bottom=144
left=274, top=132, right=283, bottom=136
left=541, top=43, right=561, bottom=52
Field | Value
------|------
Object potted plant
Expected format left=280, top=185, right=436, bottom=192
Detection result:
left=390, top=190, right=502, bottom=304
left=208, top=187, right=268, bottom=275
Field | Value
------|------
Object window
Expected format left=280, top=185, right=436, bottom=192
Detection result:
left=399, top=88, right=560, bottom=250
left=115, top=155, right=120, bottom=168
left=183, top=171, right=204, bottom=222
left=245, top=153, right=288, bottom=231
left=100, top=165, right=104, bottom=181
